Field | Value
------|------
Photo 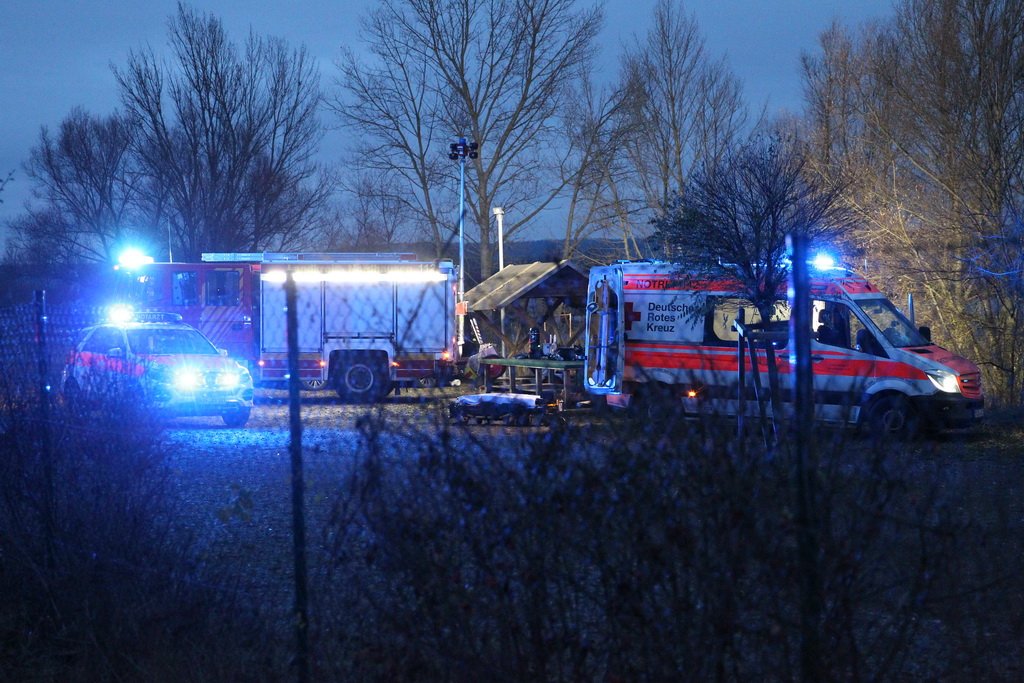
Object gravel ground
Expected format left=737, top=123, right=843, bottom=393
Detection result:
left=159, top=384, right=540, bottom=623
left=157, top=388, right=1024, bottom=639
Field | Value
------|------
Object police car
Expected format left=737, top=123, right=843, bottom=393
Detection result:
left=62, top=309, right=254, bottom=427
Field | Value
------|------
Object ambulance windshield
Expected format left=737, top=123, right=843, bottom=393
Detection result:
left=855, top=297, right=929, bottom=348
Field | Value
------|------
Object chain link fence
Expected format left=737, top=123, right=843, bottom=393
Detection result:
left=1, top=290, right=1023, bottom=681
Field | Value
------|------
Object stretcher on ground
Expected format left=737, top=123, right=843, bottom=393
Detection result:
left=449, top=392, right=565, bottom=426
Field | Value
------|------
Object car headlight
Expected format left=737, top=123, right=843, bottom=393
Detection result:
left=925, top=369, right=960, bottom=393
left=172, top=367, right=204, bottom=391
left=216, top=371, right=241, bottom=389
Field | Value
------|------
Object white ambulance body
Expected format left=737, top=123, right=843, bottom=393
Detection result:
left=255, top=253, right=457, bottom=401
left=584, top=261, right=984, bottom=434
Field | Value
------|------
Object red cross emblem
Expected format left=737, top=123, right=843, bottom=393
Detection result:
left=624, top=301, right=642, bottom=331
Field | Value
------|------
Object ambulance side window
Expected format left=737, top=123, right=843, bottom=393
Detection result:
left=812, top=301, right=852, bottom=348
left=850, top=315, right=886, bottom=356
left=704, top=297, right=790, bottom=348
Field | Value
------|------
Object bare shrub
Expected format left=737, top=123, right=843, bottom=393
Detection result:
left=314, top=407, right=1022, bottom=681
left=0, top=304, right=274, bottom=681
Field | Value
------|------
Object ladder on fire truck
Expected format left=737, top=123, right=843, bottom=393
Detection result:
left=469, top=316, right=484, bottom=345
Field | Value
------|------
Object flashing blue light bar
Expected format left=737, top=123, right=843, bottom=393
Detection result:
left=118, top=248, right=154, bottom=270
left=107, top=303, right=135, bottom=324
left=811, top=253, right=837, bottom=271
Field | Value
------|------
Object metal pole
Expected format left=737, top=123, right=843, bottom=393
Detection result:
left=284, top=272, right=310, bottom=683
left=787, top=233, right=822, bottom=683
left=493, top=206, right=505, bottom=356
left=34, top=290, right=55, bottom=568
left=457, top=155, right=466, bottom=349
left=494, top=206, right=505, bottom=271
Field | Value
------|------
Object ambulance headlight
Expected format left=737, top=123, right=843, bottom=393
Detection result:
left=172, top=367, right=204, bottom=391
left=925, top=369, right=960, bottom=393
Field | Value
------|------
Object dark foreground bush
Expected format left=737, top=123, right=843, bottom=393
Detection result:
left=0, top=308, right=277, bottom=681
left=313, top=410, right=1024, bottom=682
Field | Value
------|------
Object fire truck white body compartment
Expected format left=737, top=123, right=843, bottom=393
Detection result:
left=258, top=254, right=457, bottom=400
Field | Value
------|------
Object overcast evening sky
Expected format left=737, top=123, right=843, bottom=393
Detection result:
left=0, top=1, right=891, bottom=244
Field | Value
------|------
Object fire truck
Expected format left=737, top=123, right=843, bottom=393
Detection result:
left=117, top=252, right=458, bottom=399
left=583, top=260, right=985, bottom=436
left=253, top=252, right=458, bottom=401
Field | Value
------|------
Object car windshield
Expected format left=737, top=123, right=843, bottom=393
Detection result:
left=855, top=297, right=929, bottom=348
left=126, top=328, right=218, bottom=355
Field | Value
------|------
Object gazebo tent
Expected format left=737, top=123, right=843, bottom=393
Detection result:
left=463, top=260, right=588, bottom=354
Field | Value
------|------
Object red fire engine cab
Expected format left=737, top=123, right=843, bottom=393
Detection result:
left=115, top=253, right=260, bottom=367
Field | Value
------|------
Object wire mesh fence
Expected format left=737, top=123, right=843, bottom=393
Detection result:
left=1, top=291, right=1023, bottom=681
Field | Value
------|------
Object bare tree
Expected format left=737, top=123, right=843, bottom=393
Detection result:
left=654, top=133, right=848, bottom=321
left=115, top=3, right=331, bottom=260
left=11, top=109, right=139, bottom=262
left=616, top=0, right=749, bottom=223
left=336, top=174, right=415, bottom=248
left=331, top=0, right=602, bottom=280
left=555, top=74, right=637, bottom=262
left=0, top=169, right=13, bottom=204
left=802, top=0, right=1024, bottom=404
left=4, top=208, right=81, bottom=264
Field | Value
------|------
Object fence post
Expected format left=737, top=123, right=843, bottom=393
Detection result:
left=284, top=272, right=310, bottom=683
left=787, top=233, right=822, bottom=683
left=736, top=308, right=745, bottom=443
left=34, top=290, right=55, bottom=567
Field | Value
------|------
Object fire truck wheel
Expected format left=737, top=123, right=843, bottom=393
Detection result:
left=865, top=394, right=918, bottom=440
left=300, top=379, right=328, bottom=391
left=336, top=353, right=390, bottom=403
left=222, top=407, right=251, bottom=428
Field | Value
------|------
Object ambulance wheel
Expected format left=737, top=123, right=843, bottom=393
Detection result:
left=301, top=379, right=328, bottom=391
left=336, top=353, right=390, bottom=403
left=222, top=407, right=251, bottom=428
left=865, top=394, right=918, bottom=440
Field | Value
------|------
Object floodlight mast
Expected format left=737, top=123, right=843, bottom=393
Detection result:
left=449, top=137, right=478, bottom=350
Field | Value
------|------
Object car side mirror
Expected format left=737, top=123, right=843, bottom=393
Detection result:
left=218, top=348, right=229, bottom=357
left=106, top=347, right=124, bottom=358
left=918, top=325, right=931, bottom=342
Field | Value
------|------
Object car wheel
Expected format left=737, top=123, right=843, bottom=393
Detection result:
left=335, top=353, right=390, bottom=403
left=223, top=407, right=251, bottom=428
left=865, top=394, right=918, bottom=440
